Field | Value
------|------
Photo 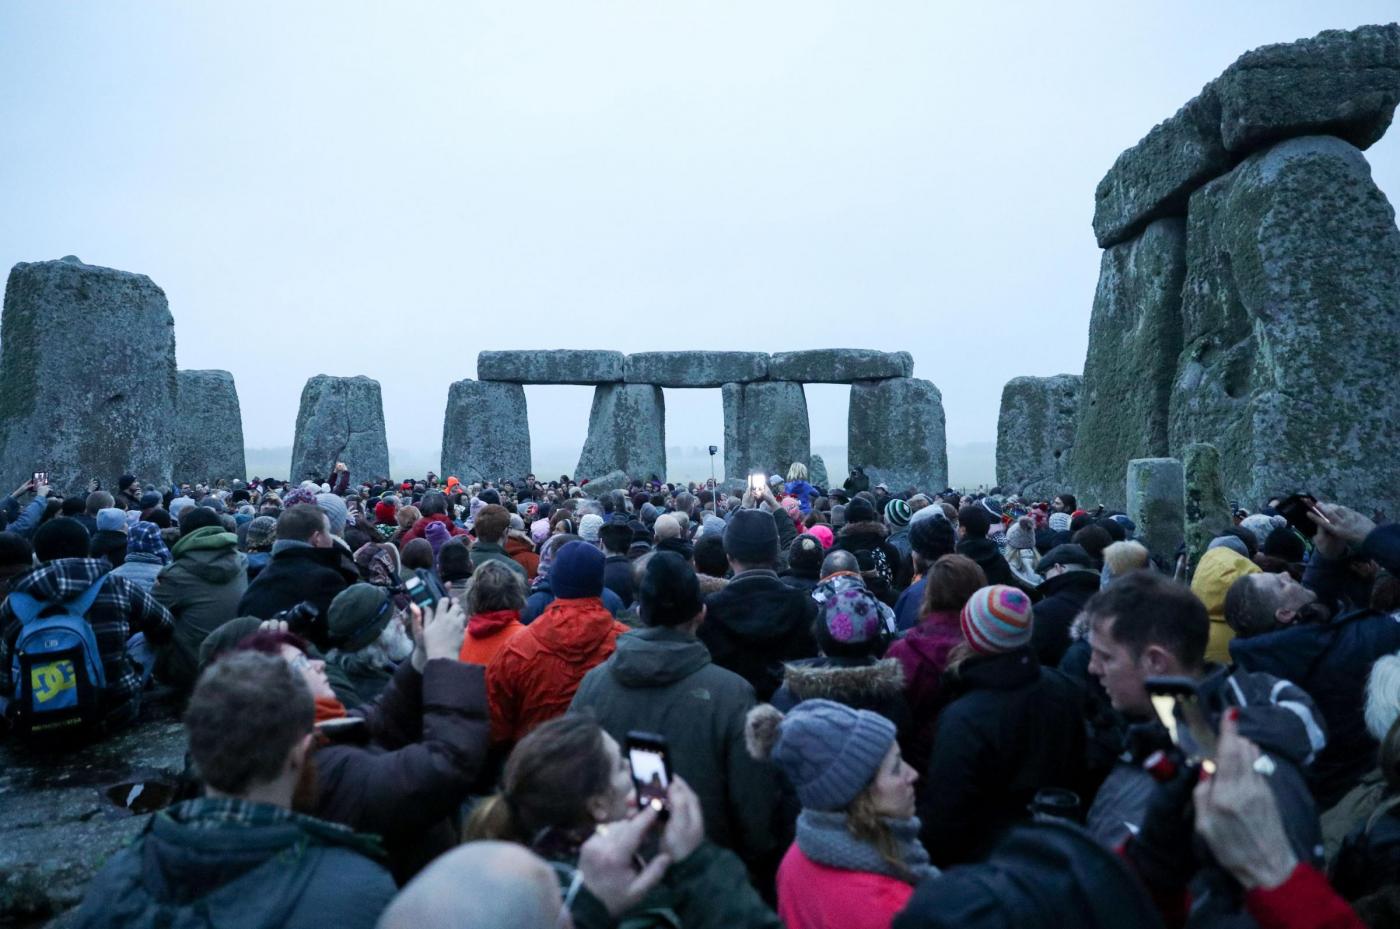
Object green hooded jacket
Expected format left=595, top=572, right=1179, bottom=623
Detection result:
left=153, top=527, right=248, bottom=689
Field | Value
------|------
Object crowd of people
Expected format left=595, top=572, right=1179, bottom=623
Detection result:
left=2, top=460, right=1398, bottom=928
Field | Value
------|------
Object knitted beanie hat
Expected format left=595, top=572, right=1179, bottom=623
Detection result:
left=960, top=585, right=1034, bottom=655
left=885, top=499, right=912, bottom=528
left=551, top=540, right=605, bottom=598
left=97, top=507, right=128, bottom=533
left=1048, top=512, right=1072, bottom=533
left=725, top=509, right=779, bottom=564
left=745, top=698, right=895, bottom=812
left=1005, top=517, right=1037, bottom=552
left=808, top=524, right=834, bottom=550
left=245, top=515, right=277, bottom=551
left=846, top=496, right=877, bottom=525
left=579, top=513, right=604, bottom=543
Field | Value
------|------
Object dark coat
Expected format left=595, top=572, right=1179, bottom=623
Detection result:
left=1230, top=607, right=1400, bottom=807
left=570, top=626, right=777, bottom=862
left=521, top=576, right=625, bottom=624
left=315, top=658, right=490, bottom=884
left=893, top=575, right=927, bottom=632
left=236, top=544, right=359, bottom=647
left=956, top=537, right=1022, bottom=591
left=699, top=569, right=819, bottom=702
left=603, top=553, right=635, bottom=607
left=72, top=801, right=395, bottom=929
left=1031, top=569, right=1101, bottom=667
left=771, top=656, right=909, bottom=734
left=152, top=528, right=248, bottom=690
left=831, top=521, right=902, bottom=605
left=919, top=647, right=1087, bottom=866
left=91, top=529, right=129, bottom=567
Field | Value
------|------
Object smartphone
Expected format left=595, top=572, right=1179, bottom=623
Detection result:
left=403, top=569, right=445, bottom=612
left=748, top=473, right=766, bottom=494
left=1276, top=493, right=1320, bottom=539
left=32, top=471, right=45, bottom=484
left=1145, top=676, right=1218, bottom=773
left=626, top=731, right=672, bottom=814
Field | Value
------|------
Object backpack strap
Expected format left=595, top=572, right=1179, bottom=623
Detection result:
left=10, top=576, right=108, bottom=627
left=67, top=575, right=108, bottom=618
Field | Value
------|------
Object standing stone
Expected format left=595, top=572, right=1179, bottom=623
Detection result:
left=290, top=375, right=390, bottom=484
left=623, top=351, right=768, bottom=387
left=1071, top=218, right=1186, bottom=510
left=996, top=375, right=1081, bottom=498
left=809, top=453, right=829, bottom=490
left=576, top=384, right=666, bottom=480
left=722, top=381, right=810, bottom=480
left=1170, top=135, right=1400, bottom=514
left=441, top=379, right=531, bottom=482
left=477, top=350, right=624, bottom=384
left=767, top=349, right=913, bottom=383
left=174, top=370, right=246, bottom=483
left=848, top=378, right=947, bottom=493
left=1184, top=444, right=1232, bottom=574
left=0, top=257, right=176, bottom=493
left=1126, top=458, right=1185, bottom=569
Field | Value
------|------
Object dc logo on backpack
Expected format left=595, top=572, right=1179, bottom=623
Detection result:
left=8, top=577, right=107, bottom=736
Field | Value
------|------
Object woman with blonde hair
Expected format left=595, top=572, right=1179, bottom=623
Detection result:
left=785, top=463, right=818, bottom=514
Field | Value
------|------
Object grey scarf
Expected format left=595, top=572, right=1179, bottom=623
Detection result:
left=795, top=809, right=938, bottom=884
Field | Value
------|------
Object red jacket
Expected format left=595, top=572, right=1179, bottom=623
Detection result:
left=776, top=844, right=912, bottom=929
left=486, top=597, right=629, bottom=743
left=504, top=535, right=541, bottom=581
left=1244, top=864, right=1364, bottom=929
left=400, top=513, right=467, bottom=546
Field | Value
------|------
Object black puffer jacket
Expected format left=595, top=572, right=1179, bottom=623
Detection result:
left=1032, top=569, right=1101, bottom=667
left=700, top=569, right=818, bottom=702
left=831, top=521, right=902, bottom=605
left=919, top=647, right=1087, bottom=867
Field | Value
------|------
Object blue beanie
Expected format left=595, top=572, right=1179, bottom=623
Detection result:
left=551, top=540, right=605, bottom=599
left=746, top=698, right=895, bottom=811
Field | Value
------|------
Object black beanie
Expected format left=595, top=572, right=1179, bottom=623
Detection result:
left=640, top=552, right=704, bottom=627
left=551, top=540, right=605, bottom=598
left=1263, top=526, right=1306, bottom=563
left=910, top=517, right=956, bottom=562
left=724, top=509, right=779, bottom=565
left=34, top=516, right=92, bottom=562
left=787, top=534, right=824, bottom=579
left=845, top=496, right=877, bottom=525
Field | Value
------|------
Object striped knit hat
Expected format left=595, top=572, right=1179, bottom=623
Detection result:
left=960, top=585, right=1034, bottom=655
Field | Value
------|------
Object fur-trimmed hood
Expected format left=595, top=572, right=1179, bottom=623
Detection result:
left=838, top=520, right=889, bottom=541
left=781, top=657, right=905, bottom=704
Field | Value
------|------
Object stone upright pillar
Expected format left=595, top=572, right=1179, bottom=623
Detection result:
left=441, top=379, right=531, bottom=483
left=722, top=381, right=810, bottom=480
left=0, top=256, right=177, bottom=493
left=290, top=375, right=390, bottom=484
left=174, top=370, right=246, bottom=483
left=1184, top=443, right=1232, bottom=575
left=576, top=383, right=666, bottom=481
left=996, top=374, right=1081, bottom=497
left=1126, top=457, right=1185, bottom=569
left=848, top=378, right=947, bottom=493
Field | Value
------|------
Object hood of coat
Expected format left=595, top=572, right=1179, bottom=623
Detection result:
left=608, top=625, right=711, bottom=687
left=532, top=596, right=623, bottom=660
left=956, top=537, right=1003, bottom=566
left=697, top=574, right=728, bottom=597
left=169, top=527, right=247, bottom=583
left=951, top=647, right=1040, bottom=692
left=1196, top=664, right=1323, bottom=766
left=9, top=557, right=107, bottom=602
left=468, top=609, right=522, bottom=639
left=504, top=536, right=535, bottom=557
left=709, top=570, right=811, bottom=642
left=782, top=656, right=905, bottom=704
left=1037, top=568, right=1101, bottom=599
left=838, top=521, right=889, bottom=543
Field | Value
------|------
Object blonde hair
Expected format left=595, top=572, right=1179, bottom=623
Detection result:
left=788, top=463, right=808, bottom=481
left=1103, top=540, right=1150, bottom=578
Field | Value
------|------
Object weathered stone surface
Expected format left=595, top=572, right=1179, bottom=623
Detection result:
left=0, top=257, right=177, bottom=494
left=996, top=375, right=1081, bottom=498
left=1184, top=444, right=1232, bottom=573
left=1072, top=218, right=1186, bottom=510
left=1127, top=457, right=1185, bottom=569
left=289, top=375, right=390, bottom=483
left=809, top=453, right=829, bottom=490
left=0, top=705, right=187, bottom=926
left=1094, top=90, right=1232, bottom=248
left=1170, top=136, right=1400, bottom=514
left=173, top=370, right=245, bottom=483
left=723, top=381, right=810, bottom=480
left=477, top=350, right=624, bottom=384
left=576, top=384, right=666, bottom=480
left=1217, top=25, right=1400, bottom=154
left=848, top=378, right=948, bottom=493
left=582, top=469, right=630, bottom=499
left=441, top=379, right=531, bottom=482
left=767, top=349, right=913, bottom=383
left=623, top=351, right=768, bottom=387
left=1093, top=25, right=1400, bottom=247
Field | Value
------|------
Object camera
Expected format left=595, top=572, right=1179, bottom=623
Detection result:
left=272, top=601, right=322, bottom=638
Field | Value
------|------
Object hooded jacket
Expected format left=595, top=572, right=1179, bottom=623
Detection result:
left=919, top=647, right=1087, bottom=867
left=1031, top=569, right=1101, bottom=668
left=956, top=537, right=1029, bottom=594
left=700, top=569, right=819, bottom=702
left=571, top=625, right=778, bottom=861
left=314, top=659, right=490, bottom=884
left=1230, top=608, right=1400, bottom=808
left=458, top=609, right=525, bottom=666
left=0, top=558, right=174, bottom=728
left=771, top=656, right=909, bottom=732
left=236, top=543, right=360, bottom=647
left=71, top=799, right=395, bottom=929
left=521, top=576, right=625, bottom=624
left=504, top=534, right=540, bottom=580
left=153, top=527, right=249, bottom=690
left=886, top=609, right=963, bottom=769
left=1190, top=546, right=1259, bottom=665
left=487, top=596, right=629, bottom=743
left=831, top=521, right=902, bottom=605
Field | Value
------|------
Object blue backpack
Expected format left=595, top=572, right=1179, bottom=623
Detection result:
left=8, top=577, right=108, bottom=736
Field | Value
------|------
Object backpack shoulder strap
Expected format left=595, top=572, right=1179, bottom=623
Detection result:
left=67, top=575, right=108, bottom=618
left=7, top=591, right=43, bottom=626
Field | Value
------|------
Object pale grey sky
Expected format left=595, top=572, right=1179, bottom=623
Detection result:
left=3, top=2, right=1397, bottom=481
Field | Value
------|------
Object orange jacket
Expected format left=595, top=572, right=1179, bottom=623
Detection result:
left=486, top=597, right=629, bottom=743
left=459, top=609, right=525, bottom=666
left=504, top=535, right=541, bottom=581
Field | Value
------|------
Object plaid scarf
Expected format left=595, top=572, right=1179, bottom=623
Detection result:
left=165, top=797, right=384, bottom=858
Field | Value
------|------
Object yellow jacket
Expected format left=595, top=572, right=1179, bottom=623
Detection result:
left=1190, top=547, right=1260, bottom=665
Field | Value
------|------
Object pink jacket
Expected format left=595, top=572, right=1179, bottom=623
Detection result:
left=776, top=844, right=913, bottom=929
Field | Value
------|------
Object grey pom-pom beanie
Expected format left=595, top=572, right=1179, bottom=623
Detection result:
left=749, top=698, right=895, bottom=812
